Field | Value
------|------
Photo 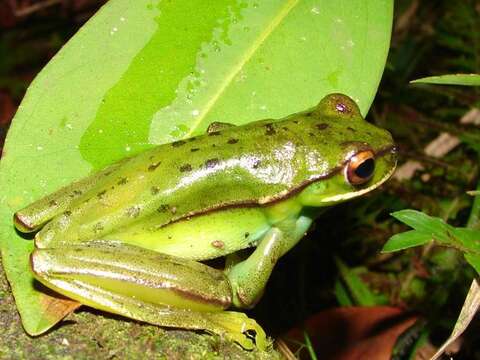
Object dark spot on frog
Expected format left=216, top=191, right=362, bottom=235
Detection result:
left=157, top=204, right=177, bottom=215
left=309, top=132, right=315, bottom=137
left=244, top=232, right=250, bottom=238
left=68, top=189, right=82, bottom=198
left=282, top=126, right=289, bottom=131
left=305, top=112, right=313, bottom=117
left=211, top=240, right=225, bottom=249
left=205, top=158, right=219, bottom=169
left=93, top=222, right=104, bottom=232
left=151, top=186, right=160, bottom=195
left=252, top=160, right=261, bottom=169
left=126, top=206, right=141, bottom=218
left=347, top=126, right=356, bottom=133
left=292, top=120, right=299, bottom=124
left=172, top=140, right=186, bottom=147
left=265, top=123, right=276, bottom=136
left=188, top=137, right=196, bottom=142
left=157, top=204, right=170, bottom=213
left=118, top=177, right=128, bottom=185
left=168, top=236, right=172, bottom=240
left=149, top=155, right=155, bottom=160
left=316, top=123, right=329, bottom=130
left=227, top=138, right=239, bottom=144
left=49, top=200, right=58, bottom=207
left=179, top=164, right=193, bottom=172
left=148, top=162, right=161, bottom=171
left=64, top=211, right=72, bottom=217
left=208, top=131, right=221, bottom=136
left=191, top=148, right=200, bottom=152
left=97, top=190, right=107, bottom=199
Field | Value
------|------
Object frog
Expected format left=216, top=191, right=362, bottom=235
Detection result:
left=13, top=93, right=396, bottom=350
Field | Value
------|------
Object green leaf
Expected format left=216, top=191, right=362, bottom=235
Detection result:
left=335, top=258, right=380, bottom=306
left=391, top=210, right=452, bottom=243
left=411, top=74, right=480, bottom=86
left=303, top=331, right=319, bottom=360
left=334, top=278, right=354, bottom=306
left=451, top=228, right=480, bottom=254
left=0, top=0, right=393, bottom=335
left=389, top=210, right=480, bottom=257
left=464, top=254, right=480, bottom=275
left=382, top=230, right=432, bottom=253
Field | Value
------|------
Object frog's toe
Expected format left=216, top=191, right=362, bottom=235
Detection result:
left=205, top=311, right=269, bottom=351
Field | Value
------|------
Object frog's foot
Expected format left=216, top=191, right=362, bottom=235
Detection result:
left=203, top=311, right=268, bottom=350
left=30, top=241, right=268, bottom=350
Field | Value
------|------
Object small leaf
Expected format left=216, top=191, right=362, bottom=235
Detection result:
left=391, top=210, right=452, bottom=243
left=464, top=254, right=480, bottom=275
left=335, top=258, right=380, bottom=307
left=451, top=228, right=480, bottom=254
left=303, top=331, right=318, bottom=360
left=411, top=74, right=480, bottom=86
left=382, top=230, right=432, bottom=253
left=334, top=278, right=354, bottom=306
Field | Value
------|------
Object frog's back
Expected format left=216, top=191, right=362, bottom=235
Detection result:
left=31, top=95, right=394, bottom=245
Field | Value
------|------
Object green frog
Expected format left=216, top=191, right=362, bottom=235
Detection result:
left=14, top=94, right=396, bottom=350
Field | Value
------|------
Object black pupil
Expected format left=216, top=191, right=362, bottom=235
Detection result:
left=354, top=158, right=375, bottom=179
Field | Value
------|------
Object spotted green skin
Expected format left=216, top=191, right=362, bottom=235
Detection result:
left=15, top=94, right=396, bottom=350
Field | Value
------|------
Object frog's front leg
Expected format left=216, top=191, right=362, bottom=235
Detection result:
left=30, top=242, right=267, bottom=350
left=227, top=215, right=312, bottom=308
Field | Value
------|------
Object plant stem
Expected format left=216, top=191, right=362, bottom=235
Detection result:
left=467, top=180, right=480, bottom=229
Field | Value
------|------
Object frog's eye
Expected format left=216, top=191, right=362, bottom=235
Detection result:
left=345, top=150, right=375, bottom=185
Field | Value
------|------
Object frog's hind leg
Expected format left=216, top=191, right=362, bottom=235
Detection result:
left=30, top=241, right=267, bottom=350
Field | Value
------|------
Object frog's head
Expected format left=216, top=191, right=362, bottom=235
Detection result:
left=298, top=93, right=397, bottom=207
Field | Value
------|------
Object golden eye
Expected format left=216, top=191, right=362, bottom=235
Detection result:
left=345, top=150, right=375, bottom=185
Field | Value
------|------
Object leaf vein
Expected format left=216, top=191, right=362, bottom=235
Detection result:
left=184, top=0, right=299, bottom=137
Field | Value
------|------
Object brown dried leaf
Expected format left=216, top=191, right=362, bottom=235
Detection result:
left=282, top=306, right=418, bottom=360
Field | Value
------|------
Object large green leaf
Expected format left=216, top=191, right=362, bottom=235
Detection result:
left=0, top=0, right=393, bottom=336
